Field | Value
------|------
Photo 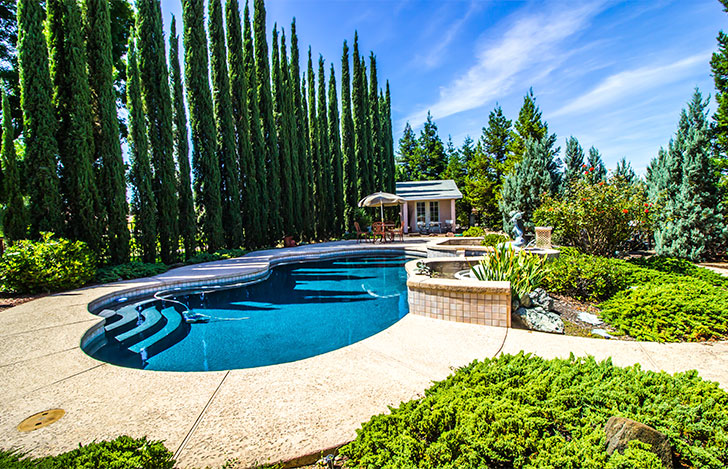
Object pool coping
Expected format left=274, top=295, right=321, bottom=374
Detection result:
left=1, top=239, right=727, bottom=469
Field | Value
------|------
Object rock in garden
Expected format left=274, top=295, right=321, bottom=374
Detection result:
left=514, top=306, right=564, bottom=334
left=591, top=328, right=613, bottom=339
left=528, top=288, right=554, bottom=311
left=578, top=311, right=604, bottom=325
left=604, top=416, right=673, bottom=468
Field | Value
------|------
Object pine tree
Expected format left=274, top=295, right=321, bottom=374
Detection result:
left=242, top=0, right=268, bottom=245
left=209, top=0, right=243, bottom=249
left=253, top=0, right=283, bottom=241
left=384, top=81, right=396, bottom=192
left=368, top=52, right=382, bottom=190
left=397, top=122, right=417, bottom=180
left=84, top=0, right=129, bottom=263
left=307, top=49, right=322, bottom=238
left=509, top=88, right=549, bottom=173
left=226, top=0, right=263, bottom=248
left=340, top=40, right=357, bottom=230
left=271, top=26, right=294, bottom=233
left=352, top=33, right=369, bottom=199
left=47, top=0, right=102, bottom=252
left=1, top=89, right=27, bottom=241
left=289, top=19, right=311, bottom=240
left=711, top=15, right=728, bottom=172
left=587, top=146, right=606, bottom=182
left=317, top=55, right=334, bottom=237
left=126, top=36, right=157, bottom=262
left=169, top=17, right=196, bottom=259
left=183, top=0, right=224, bottom=252
left=614, top=157, right=636, bottom=184
left=415, top=112, right=447, bottom=180
left=280, top=30, right=302, bottom=238
left=562, top=136, right=585, bottom=190
left=329, top=63, right=344, bottom=234
left=655, top=89, right=725, bottom=260
left=137, top=0, right=178, bottom=263
left=16, top=0, right=63, bottom=236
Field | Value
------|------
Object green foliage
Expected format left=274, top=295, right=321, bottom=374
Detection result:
left=562, top=136, right=584, bottom=188
left=601, top=280, right=728, bottom=342
left=614, top=157, right=636, bottom=184
left=605, top=441, right=664, bottom=469
left=316, top=55, right=333, bottom=239
left=0, top=233, right=96, bottom=293
left=629, top=255, right=728, bottom=288
left=534, top=175, right=652, bottom=257
left=0, top=436, right=174, bottom=468
left=369, top=53, right=383, bottom=191
left=383, top=82, right=397, bottom=193
left=711, top=26, right=728, bottom=170
left=17, top=0, right=64, bottom=236
left=1, top=88, right=28, bottom=241
left=481, top=233, right=509, bottom=246
left=471, top=243, right=546, bottom=299
left=352, top=32, right=371, bottom=199
left=329, top=63, right=345, bottom=235
left=95, top=261, right=168, bottom=284
left=185, top=247, right=248, bottom=265
left=340, top=40, right=357, bottom=232
left=340, top=353, right=728, bottom=469
left=398, top=112, right=447, bottom=181
left=461, top=226, right=486, bottom=237
left=587, top=146, right=606, bottom=183
left=508, top=88, right=550, bottom=172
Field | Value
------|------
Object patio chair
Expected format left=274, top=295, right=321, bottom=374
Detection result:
left=372, top=221, right=387, bottom=243
left=443, top=219, right=454, bottom=233
left=390, top=222, right=404, bottom=242
left=354, top=222, right=371, bottom=243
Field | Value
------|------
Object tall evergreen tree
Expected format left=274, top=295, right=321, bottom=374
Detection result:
left=397, top=122, right=417, bottom=180
left=509, top=88, right=549, bottom=173
left=317, top=55, right=334, bottom=237
left=84, top=0, right=129, bottom=263
left=368, top=52, right=382, bottom=190
left=587, top=146, right=607, bottom=182
left=126, top=36, right=156, bottom=262
left=1, top=89, right=27, bottom=241
left=384, top=81, right=396, bottom=192
left=306, top=49, right=322, bottom=238
left=137, top=0, right=178, bottom=263
left=562, top=136, right=585, bottom=189
left=340, top=40, right=357, bottom=230
left=361, top=56, right=374, bottom=194
left=301, top=73, right=314, bottom=238
left=47, top=0, right=102, bottom=252
left=415, top=112, right=447, bottom=180
left=289, top=19, right=311, bottom=240
left=169, top=17, right=196, bottom=259
left=209, top=0, right=243, bottom=248
left=352, top=33, right=369, bottom=199
left=253, top=0, right=283, bottom=241
left=711, top=6, right=728, bottom=173
left=226, top=0, right=263, bottom=248
left=17, top=0, right=63, bottom=236
left=183, top=0, right=224, bottom=252
left=242, top=0, right=268, bottom=244
left=280, top=30, right=302, bottom=237
left=271, top=26, right=294, bottom=233
left=329, top=63, right=344, bottom=234
left=614, top=157, right=636, bottom=184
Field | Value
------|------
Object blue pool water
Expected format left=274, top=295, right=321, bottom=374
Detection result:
left=85, top=255, right=410, bottom=371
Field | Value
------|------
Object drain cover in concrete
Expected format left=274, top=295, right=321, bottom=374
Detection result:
left=17, top=409, right=65, bottom=432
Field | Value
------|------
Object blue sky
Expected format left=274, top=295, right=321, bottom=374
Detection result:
left=160, top=0, right=726, bottom=174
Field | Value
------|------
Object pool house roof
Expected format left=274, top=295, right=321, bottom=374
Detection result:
left=395, top=179, right=463, bottom=201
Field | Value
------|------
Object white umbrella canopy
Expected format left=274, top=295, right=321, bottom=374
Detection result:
left=358, top=192, right=405, bottom=223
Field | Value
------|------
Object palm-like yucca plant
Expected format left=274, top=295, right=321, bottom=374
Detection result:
left=470, top=243, right=547, bottom=300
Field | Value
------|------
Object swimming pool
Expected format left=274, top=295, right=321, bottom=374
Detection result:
left=83, top=254, right=410, bottom=371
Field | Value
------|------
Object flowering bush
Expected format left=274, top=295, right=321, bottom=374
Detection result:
left=534, top=176, right=653, bottom=256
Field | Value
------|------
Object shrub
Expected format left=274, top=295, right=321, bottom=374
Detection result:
left=534, top=176, right=652, bottom=256
left=600, top=281, right=728, bottom=342
left=461, top=226, right=485, bottom=237
left=629, top=256, right=728, bottom=289
left=471, top=243, right=546, bottom=299
left=95, top=262, right=169, bottom=284
left=185, top=247, right=247, bottom=265
left=481, top=233, right=509, bottom=246
left=340, top=353, right=728, bottom=469
left=0, top=233, right=96, bottom=293
left=0, top=436, right=174, bottom=468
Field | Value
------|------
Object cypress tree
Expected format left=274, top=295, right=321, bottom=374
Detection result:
left=328, top=63, right=344, bottom=235
left=209, top=0, right=243, bottom=248
left=169, top=17, right=196, bottom=259
left=253, top=0, right=283, bottom=241
left=562, top=136, right=585, bottom=190
left=361, top=56, right=374, bottom=194
left=289, top=19, right=311, bottom=240
left=271, top=26, right=294, bottom=233
left=47, top=0, right=102, bottom=252
left=317, top=55, right=334, bottom=237
left=307, top=50, right=322, bottom=239
left=126, top=36, right=157, bottom=263
left=16, top=0, right=63, bottom=236
left=384, top=81, right=396, bottom=192
left=587, top=146, right=606, bottom=182
left=84, top=0, right=129, bottom=263
left=226, top=0, right=264, bottom=248
left=300, top=73, right=314, bottom=239
left=1, top=89, right=27, bottom=241
left=280, top=30, right=302, bottom=237
left=352, top=33, right=369, bottom=199
left=136, top=0, right=178, bottom=263
left=340, top=40, right=357, bottom=231
left=242, top=0, right=268, bottom=245
left=183, top=0, right=224, bottom=252
left=368, top=52, right=382, bottom=190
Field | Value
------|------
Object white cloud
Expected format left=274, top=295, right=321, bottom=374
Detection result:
left=421, top=1, right=480, bottom=69
left=551, top=52, right=711, bottom=117
left=400, top=1, right=606, bottom=128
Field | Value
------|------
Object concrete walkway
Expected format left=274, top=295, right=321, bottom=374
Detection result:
left=1, top=239, right=726, bottom=468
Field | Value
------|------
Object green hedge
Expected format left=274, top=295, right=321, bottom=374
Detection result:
left=629, top=256, right=728, bottom=289
left=481, top=233, right=509, bottom=247
left=461, top=226, right=486, bottom=237
left=185, top=248, right=248, bottom=265
left=0, top=436, right=174, bottom=468
left=340, top=353, right=728, bottom=469
left=95, top=262, right=169, bottom=284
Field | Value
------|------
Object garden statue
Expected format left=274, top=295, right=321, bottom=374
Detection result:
left=509, top=211, right=527, bottom=247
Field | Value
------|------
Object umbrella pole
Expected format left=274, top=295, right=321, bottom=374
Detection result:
left=380, top=203, right=384, bottom=224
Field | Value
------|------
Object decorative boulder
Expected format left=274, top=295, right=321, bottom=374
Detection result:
left=513, top=306, right=564, bottom=334
left=604, top=416, right=673, bottom=469
left=529, top=288, right=554, bottom=311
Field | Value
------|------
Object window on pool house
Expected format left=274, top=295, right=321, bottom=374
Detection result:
left=429, top=201, right=439, bottom=223
left=416, top=202, right=426, bottom=222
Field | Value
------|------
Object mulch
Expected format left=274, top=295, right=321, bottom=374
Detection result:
left=0, top=292, right=47, bottom=313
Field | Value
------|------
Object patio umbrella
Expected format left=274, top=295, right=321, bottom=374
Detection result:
left=358, top=192, right=405, bottom=223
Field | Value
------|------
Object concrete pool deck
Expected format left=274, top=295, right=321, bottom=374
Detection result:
left=0, top=239, right=727, bottom=468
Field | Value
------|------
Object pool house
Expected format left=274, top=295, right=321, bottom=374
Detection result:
left=396, top=179, right=463, bottom=234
